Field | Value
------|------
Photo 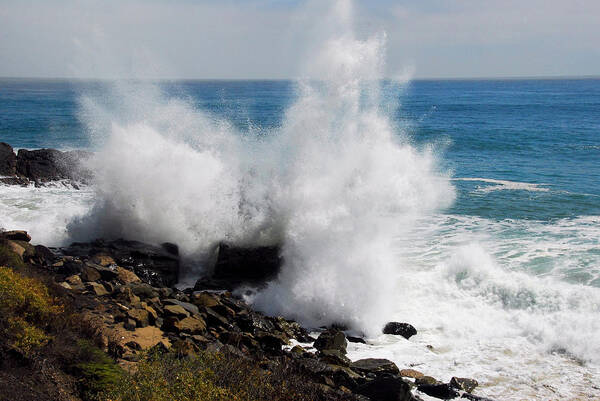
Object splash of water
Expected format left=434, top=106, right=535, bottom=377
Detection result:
left=68, top=0, right=454, bottom=334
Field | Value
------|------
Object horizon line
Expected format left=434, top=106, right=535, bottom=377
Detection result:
left=1, top=74, right=599, bottom=82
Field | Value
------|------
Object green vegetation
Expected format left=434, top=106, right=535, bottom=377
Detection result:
left=97, top=350, right=323, bottom=401
left=0, top=263, right=63, bottom=354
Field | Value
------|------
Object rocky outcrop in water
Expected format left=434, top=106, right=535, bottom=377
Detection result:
left=0, top=142, right=92, bottom=186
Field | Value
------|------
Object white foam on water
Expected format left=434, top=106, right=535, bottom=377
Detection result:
left=0, top=183, right=94, bottom=246
left=454, top=177, right=550, bottom=193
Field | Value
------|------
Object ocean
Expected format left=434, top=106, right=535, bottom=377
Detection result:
left=1, top=77, right=599, bottom=400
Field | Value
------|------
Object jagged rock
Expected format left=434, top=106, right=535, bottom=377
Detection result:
left=116, top=266, right=141, bottom=284
left=5, top=240, right=25, bottom=257
left=61, top=239, right=179, bottom=287
left=357, top=376, right=413, bottom=401
left=460, top=394, right=495, bottom=401
left=30, top=244, right=55, bottom=265
left=164, top=304, right=190, bottom=319
left=87, top=282, right=108, bottom=296
left=81, top=266, right=101, bottom=282
left=169, top=316, right=207, bottom=334
left=313, top=329, right=348, bottom=354
left=115, top=287, right=141, bottom=304
left=255, top=331, right=287, bottom=353
left=0, top=142, right=17, bottom=176
left=127, top=309, right=150, bottom=328
left=124, top=319, right=137, bottom=331
left=417, top=383, right=459, bottom=399
left=126, top=283, right=159, bottom=299
left=383, top=322, right=417, bottom=339
left=350, top=358, right=400, bottom=376
left=65, top=274, right=83, bottom=286
left=90, top=254, right=116, bottom=267
left=1, top=230, right=31, bottom=242
left=191, top=291, right=221, bottom=308
left=450, top=377, right=478, bottom=393
left=319, top=349, right=351, bottom=366
left=208, top=242, right=282, bottom=288
left=163, top=299, right=199, bottom=315
left=400, top=369, right=425, bottom=379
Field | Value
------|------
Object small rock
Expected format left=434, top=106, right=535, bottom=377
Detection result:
left=415, top=376, right=440, bottom=386
left=90, top=254, right=116, bottom=267
left=400, top=368, right=425, bottom=379
left=313, top=329, right=348, bottom=354
left=171, top=316, right=207, bottom=334
left=59, top=282, right=72, bottom=290
left=450, top=377, right=478, bottom=393
left=124, top=318, right=137, bottom=331
left=164, top=299, right=199, bottom=315
left=383, top=322, right=417, bottom=339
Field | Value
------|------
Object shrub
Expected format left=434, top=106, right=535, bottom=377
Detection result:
left=0, top=266, right=64, bottom=354
left=96, top=350, right=330, bottom=401
left=74, top=340, right=126, bottom=397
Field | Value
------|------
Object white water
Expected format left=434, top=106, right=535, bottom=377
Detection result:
left=1, top=1, right=600, bottom=399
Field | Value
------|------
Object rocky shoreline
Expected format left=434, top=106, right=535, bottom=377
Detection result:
left=0, top=229, right=495, bottom=401
left=0, top=143, right=495, bottom=400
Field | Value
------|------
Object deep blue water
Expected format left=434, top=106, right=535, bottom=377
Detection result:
left=1, top=78, right=599, bottom=221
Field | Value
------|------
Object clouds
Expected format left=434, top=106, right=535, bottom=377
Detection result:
left=0, top=0, right=598, bottom=79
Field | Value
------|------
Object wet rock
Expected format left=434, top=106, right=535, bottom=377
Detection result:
left=255, top=331, right=287, bottom=353
left=357, top=376, right=413, bottom=401
left=211, top=243, right=282, bottom=288
left=347, top=335, right=367, bottom=344
left=1, top=230, right=31, bottom=242
left=383, top=322, right=417, bottom=339
left=417, top=383, right=459, bottom=400
left=350, top=358, right=400, bottom=376
left=460, top=394, right=495, bottom=401
left=450, top=377, right=478, bottom=393
left=0, top=142, right=17, bottom=176
left=313, top=329, right=348, bottom=354
left=62, top=239, right=179, bottom=287
left=31, top=244, right=55, bottom=265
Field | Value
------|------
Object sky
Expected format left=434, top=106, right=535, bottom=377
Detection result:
left=0, top=0, right=599, bottom=79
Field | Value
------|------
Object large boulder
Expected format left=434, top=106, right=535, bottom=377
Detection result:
left=15, top=148, right=92, bottom=183
left=61, top=239, right=179, bottom=287
left=208, top=243, right=282, bottom=289
left=313, top=329, right=348, bottom=354
left=0, top=142, right=17, bottom=176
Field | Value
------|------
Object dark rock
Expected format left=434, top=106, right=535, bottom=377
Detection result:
left=124, top=318, right=137, bottom=331
left=357, top=376, right=413, bottom=401
left=161, top=242, right=178, bottom=256
left=31, top=245, right=56, bottom=265
left=255, top=331, right=287, bottom=353
left=211, top=242, right=282, bottom=288
left=127, top=309, right=150, bottom=328
left=417, top=383, right=460, bottom=400
left=450, top=377, right=478, bottom=393
left=0, top=142, right=17, bottom=176
left=318, top=349, right=351, bottom=366
left=383, top=322, right=417, bottom=339
left=81, top=266, right=101, bottom=282
left=313, top=329, right=348, bottom=354
left=350, top=358, right=400, bottom=376
left=347, top=335, right=367, bottom=344
left=0, top=230, right=31, bottom=242
left=163, top=305, right=190, bottom=319
left=460, top=394, right=495, bottom=401
left=61, top=239, right=179, bottom=287
left=126, top=283, right=159, bottom=299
